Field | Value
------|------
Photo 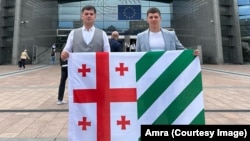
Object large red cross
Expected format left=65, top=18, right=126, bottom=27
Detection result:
left=74, top=52, right=136, bottom=141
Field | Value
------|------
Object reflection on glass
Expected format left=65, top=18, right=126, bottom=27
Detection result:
left=238, top=0, right=250, bottom=62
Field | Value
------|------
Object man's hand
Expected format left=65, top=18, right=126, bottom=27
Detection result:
left=193, top=49, right=200, bottom=56
left=61, top=51, right=69, bottom=61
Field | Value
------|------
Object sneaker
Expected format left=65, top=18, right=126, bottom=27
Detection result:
left=57, top=100, right=67, bottom=105
left=61, top=100, right=67, bottom=104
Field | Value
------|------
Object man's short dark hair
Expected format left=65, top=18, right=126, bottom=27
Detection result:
left=147, top=7, right=161, bottom=17
left=81, top=5, right=96, bottom=13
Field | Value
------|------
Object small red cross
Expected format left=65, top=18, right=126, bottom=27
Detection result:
left=117, top=115, right=130, bottom=130
left=78, top=64, right=90, bottom=77
left=78, top=117, right=91, bottom=130
left=115, top=63, right=128, bottom=76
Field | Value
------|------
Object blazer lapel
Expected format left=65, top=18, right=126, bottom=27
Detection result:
left=162, top=29, right=170, bottom=50
left=145, top=30, right=150, bottom=51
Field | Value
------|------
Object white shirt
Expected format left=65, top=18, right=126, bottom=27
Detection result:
left=149, top=31, right=165, bottom=51
left=52, top=44, right=56, bottom=49
left=63, top=26, right=110, bottom=52
left=130, top=44, right=136, bottom=49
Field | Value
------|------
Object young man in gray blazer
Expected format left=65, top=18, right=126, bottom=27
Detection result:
left=136, top=7, right=199, bottom=56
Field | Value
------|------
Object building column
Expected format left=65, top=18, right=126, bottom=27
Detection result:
left=232, top=0, right=243, bottom=64
left=212, top=0, right=224, bottom=64
left=12, top=0, right=22, bottom=65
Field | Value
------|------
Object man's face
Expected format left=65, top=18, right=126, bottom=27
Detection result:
left=81, top=9, right=96, bottom=25
left=147, top=13, right=161, bottom=27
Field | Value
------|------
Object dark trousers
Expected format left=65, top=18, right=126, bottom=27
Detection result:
left=58, top=67, right=68, bottom=101
left=21, top=59, right=26, bottom=69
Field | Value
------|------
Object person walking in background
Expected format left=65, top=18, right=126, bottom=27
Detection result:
left=136, top=7, right=199, bottom=56
left=51, top=43, right=56, bottom=49
left=57, top=50, right=68, bottom=105
left=50, top=43, right=56, bottom=65
left=19, top=49, right=30, bottom=70
left=61, top=5, right=110, bottom=61
left=109, top=31, right=122, bottom=52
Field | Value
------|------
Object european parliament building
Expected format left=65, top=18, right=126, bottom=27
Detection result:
left=0, top=0, right=250, bottom=65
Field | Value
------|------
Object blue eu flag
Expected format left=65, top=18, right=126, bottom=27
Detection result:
left=118, top=5, right=141, bottom=20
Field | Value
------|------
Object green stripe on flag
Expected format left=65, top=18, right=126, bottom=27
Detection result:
left=154, top=73, right=203, bottom=124
left=191, top=109, right=205, bottom=124
left=137, top=50, right=196, bottom=118
left=136, top=51, right=165, bottom=81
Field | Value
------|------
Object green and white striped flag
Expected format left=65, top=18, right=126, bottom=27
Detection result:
left=136, top=50, right=205, bottom=125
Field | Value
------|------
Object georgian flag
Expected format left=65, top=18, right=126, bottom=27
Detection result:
left=68, top=50, right=205, bottom=141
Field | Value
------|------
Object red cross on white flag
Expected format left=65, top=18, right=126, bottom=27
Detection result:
left=68, top=52, right=143, bottom=141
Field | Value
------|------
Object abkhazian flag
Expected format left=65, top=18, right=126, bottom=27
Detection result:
left=68, top=50, right=205, bottom=141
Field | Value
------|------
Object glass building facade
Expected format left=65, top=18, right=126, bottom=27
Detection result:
left=238, top=0, right=250, bottom=61
left=56, top=0, right=173, bottom=49
left=0, top=0, right=248, bottom=65
left=58, top=0, right=172, bottom=34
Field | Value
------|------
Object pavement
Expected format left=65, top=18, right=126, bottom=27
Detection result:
left=1, top=64, right=250, bottom=140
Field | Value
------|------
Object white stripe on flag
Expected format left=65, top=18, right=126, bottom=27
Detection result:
left=173, top=92, right=204, bottom=124
left=138, top=57, right=201, bottom=124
